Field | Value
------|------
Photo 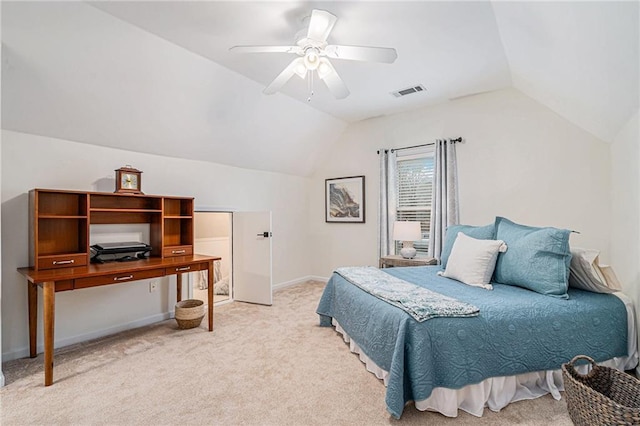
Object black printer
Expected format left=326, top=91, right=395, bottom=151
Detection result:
left=90, top=241, right=152, bottom=263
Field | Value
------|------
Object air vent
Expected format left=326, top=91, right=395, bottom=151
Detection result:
left=391, top=84, right=426, bottom=98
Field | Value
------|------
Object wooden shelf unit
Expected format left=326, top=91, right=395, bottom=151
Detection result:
left=30, top=190, right=89, bottom=270
left=29, top=189, right=195, bottom=270
left=162, top=197, right=194, bottom=257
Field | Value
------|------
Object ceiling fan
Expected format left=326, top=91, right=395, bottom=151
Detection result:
left=230, top=9, right=397, bottom=100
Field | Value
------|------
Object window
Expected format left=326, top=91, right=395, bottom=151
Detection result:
left=395, top=150, right=434, bottom=256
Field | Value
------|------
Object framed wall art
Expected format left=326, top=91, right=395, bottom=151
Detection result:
left=325, top=175, right=365, bottom=223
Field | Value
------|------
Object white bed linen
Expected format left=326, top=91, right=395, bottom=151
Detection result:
left=332, top=292, right=638, bottom=418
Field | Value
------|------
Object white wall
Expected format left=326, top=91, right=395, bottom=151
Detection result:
left=309, top=88, right=612, bottom=277
left=1, top=130, right=311, bottom=360
left=610, top=110, right=640, bottom=375
left=195, top=213, right=231, bottom=239
left=493, top=1, right=639, bottom=144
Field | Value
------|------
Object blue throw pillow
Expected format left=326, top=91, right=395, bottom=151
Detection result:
left=493, top=217, right=571, bottom=298
left=440, top=224, right=495, bottom=268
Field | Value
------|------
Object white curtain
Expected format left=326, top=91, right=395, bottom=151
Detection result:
left=428, top=139, right=459, bottom=262
left=378, top=149, right=398, bottom=258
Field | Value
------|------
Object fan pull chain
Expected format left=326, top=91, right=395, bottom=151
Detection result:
left=307, top=70, right=315, bottom=102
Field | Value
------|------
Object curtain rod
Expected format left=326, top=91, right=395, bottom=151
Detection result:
left=377, top=137, right=463, bottom=154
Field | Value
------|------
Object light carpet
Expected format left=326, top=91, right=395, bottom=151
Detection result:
left=1, top=281, right=572, bottom=425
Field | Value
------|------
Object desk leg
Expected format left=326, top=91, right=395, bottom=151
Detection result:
left=176, top=274, right=182, bottom=303
left=207, top=261, right=214, bottom=331
left=28, top=281, right=38, bottom=358
left=43, top=281, right=55, bottom=386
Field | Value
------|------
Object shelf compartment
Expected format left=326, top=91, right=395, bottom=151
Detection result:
left=37, top=191, right=87, bottom=217
left=163, top=218, right=193, bottom=247
left=91, top=211, right=161, bottom=225
left=90, top=194, right=162, bottom=211
left=163, top=198, right=193, bottom=217
left=37, top=218, right=88, bottom=256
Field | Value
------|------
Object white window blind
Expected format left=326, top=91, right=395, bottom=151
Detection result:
left=395, top=152, right=434, bottom=256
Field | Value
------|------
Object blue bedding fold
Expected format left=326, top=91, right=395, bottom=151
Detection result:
left=316, top=266, right=628, bottom=419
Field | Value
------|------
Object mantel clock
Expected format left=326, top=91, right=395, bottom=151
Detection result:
left=115, top=166, right=143, bottom=194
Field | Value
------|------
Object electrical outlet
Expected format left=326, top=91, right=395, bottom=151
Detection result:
left=149, top=281, right=158, bottom=293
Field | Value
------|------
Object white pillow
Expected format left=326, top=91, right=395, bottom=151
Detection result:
left=437, top=232, right=507, bottom=290
left=569, top=247, right=622, bottom=293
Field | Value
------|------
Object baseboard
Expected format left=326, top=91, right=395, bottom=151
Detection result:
left=273, top=275, right=328, bottom=292
left=214, top=298, right=233, bottom=307
left=2, top=312, right=173, bottom=362
left=273, top=276, right=311, bottom=291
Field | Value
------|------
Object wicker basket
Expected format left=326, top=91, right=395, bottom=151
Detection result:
left=562, top=355, right=640, bottom=425
left=174, top=299, right=205, bottom=329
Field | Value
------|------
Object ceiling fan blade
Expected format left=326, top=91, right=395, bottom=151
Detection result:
left=307, top=9, right=337, bottom=43
left=230, top=45, right=300, bottom=54
left=317, top=58, right=349, bottom=99
left=263, top=57, right=306, bottom=95
left=324, top=45, right=398, bottom=63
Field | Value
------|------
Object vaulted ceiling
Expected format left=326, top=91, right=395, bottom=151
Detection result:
left=2, top=1, right=638, bottom=176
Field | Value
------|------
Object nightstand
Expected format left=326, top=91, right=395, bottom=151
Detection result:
left=379, top=255, right=437, bottom=268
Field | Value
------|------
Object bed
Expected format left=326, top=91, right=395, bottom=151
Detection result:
left=316, top=265, right=638, bottom=419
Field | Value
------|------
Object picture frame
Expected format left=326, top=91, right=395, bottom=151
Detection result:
left=325, top=175, right=365, bottom=223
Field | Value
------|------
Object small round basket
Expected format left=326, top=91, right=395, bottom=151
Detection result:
left=174, top=299, right=205, bottom=329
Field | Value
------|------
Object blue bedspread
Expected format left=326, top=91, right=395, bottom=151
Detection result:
left=316, top=266, right=628, bottom=419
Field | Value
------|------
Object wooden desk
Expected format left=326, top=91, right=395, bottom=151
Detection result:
left=17, top=254, right=220, bottom=386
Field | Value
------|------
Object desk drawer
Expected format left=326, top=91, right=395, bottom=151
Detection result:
left=163, top=246, right=193, bottom=257
left=55, top=280, right=74, bottom=292
left=38, top=254, right=87, bottom=270
left=75, top=268, right=165, bottom=289
left=165, top=262, right=209, bottom=275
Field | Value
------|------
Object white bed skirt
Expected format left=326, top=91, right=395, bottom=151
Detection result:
left=332, top=292, right=638, bottom=418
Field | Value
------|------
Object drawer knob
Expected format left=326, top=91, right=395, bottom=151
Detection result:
left=114, top=275, right=134, bottom=281
left=53, top=260, right=75, bottom=265
left=176, top=266, right=191, bottom=271
left=172, top=250, right=186, bottom=254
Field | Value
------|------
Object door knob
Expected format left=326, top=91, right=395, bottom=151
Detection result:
left=256, top=232, right=272, bottom=238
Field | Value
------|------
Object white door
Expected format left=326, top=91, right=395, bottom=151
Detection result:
left=233, top=211, right=272, bottom=305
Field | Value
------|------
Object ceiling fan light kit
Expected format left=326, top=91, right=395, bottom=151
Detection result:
left=303, top=48, right=320, bottom=70
left=230, top=9, right=397, bottom=100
